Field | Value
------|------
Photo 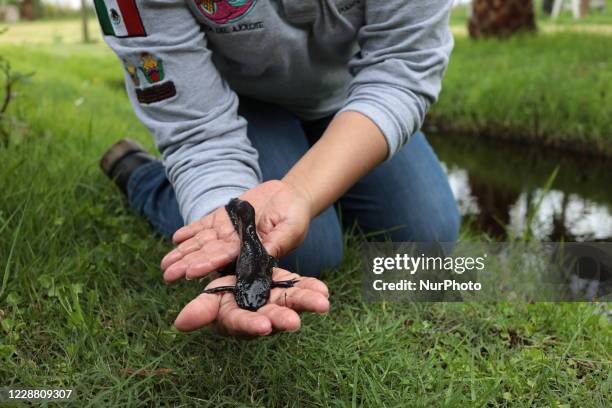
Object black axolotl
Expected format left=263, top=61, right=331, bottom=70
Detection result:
left=202, top=198, right=298, bottom=311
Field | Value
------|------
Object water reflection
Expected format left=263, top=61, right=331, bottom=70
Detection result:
left=510, top=190, right=612, bottom=241
left=430, top=134, right=612, bottom=241
left=447, top=167, right=612, bottom=240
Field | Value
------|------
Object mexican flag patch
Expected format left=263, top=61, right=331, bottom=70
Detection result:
left=94, top=0, right=146, bottom=38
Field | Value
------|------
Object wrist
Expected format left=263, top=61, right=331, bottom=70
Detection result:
left=281, top=174, right=316, bottom=219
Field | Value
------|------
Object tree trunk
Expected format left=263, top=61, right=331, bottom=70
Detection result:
left=469, top=0, right=537, bottom=39
left=580, top=0, right=591, bottom=17
left=81, top=0, right=90, bottom=43
left=20, top=0, right=35, bottom=20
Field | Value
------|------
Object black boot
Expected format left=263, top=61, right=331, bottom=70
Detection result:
left=100, top=139, right=156, bottom=195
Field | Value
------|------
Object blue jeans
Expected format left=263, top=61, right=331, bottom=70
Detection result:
left=127, top=97, right=460, bottom=277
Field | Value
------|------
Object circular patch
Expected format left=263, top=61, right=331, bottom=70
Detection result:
left=194, top=0, right=258, bottom=25
left=110, top=9, right=121, bottom=26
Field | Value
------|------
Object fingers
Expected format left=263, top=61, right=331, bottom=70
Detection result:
left=172, top=207, right=234, bottom=245
left=172, top=217, right=211, bottom=244
left=272, top=268, right=329, bottom=298
left=175, top=275, right=273, bottom=336
left=160, top=249, right=186, bottom=272
left=173, top=263, right=330, bottom=336
left=174, top=276, right=234, bottom=332
left=270, top=287, right=330, bottom=314
left=215, top=286, right=272, bottom=336
left=173, top=271, right=328, bottom=335
left=268, top=269, right=330, bottom=313
left=261, top=227, right=291, bottom=259
left=261, top=220, right=308, bottom=259
left=164, top=218, right=217, bottom=272
left=163, top=260, right=189, bottom=283
left=161, top=230, right=214, bottom=270
left=258, top=304, right=301, bottom=332
left=162, top=208, right=240, bottom=283
left=216, top=301, right=273, bottom=337
left=184, top=241, right=238, bottom=278
left=294, top=276, right=329, bottom=298
left=174, top=293, right=223, bottom=332
left=162, top=239, right=240, bottom=283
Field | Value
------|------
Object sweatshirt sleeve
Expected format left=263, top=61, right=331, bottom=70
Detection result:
left=95, top=0, right=261, bottom=223
left=338, top=0, right=454, bottom=158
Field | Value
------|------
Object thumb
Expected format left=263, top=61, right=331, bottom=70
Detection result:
left=174, top=293, right=220, bottom=332
left=262, top=230, right=286, bottom=259
left=174, top=276, right=236, bottom=331
left=262, top=223, right=306, bottom=259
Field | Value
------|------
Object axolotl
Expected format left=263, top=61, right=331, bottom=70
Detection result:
left=202, top=198, right=298, bottom=311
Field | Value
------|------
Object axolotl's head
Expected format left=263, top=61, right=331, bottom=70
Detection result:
left=233, top=199, right=256, bottom=227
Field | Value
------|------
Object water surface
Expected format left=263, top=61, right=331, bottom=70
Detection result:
left=429, top=134, right=612, bottom=241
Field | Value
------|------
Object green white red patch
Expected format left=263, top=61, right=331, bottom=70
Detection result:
left=123, top=54, right=176, bottom=105
left=94, top=0, right=146, bottom=38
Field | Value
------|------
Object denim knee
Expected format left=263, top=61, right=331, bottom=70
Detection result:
left=389, top=206, right=461, bottom=243
left=127, top=160, right=184, bottom=239
left=280, top=236, right=343, bottom=278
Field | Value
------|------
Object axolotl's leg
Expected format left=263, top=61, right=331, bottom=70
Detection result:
left=271, top=279, right=300, bottom=289
left=267, top=257, right=298, bottom=289
left=203, top=279, right=299, bottom=293
left=202, top=286, right=236, bottom=294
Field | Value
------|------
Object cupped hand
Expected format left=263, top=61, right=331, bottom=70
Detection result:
left=160, top=180, right=312, bottom=283
left=174, top=268, right=330, bottom=335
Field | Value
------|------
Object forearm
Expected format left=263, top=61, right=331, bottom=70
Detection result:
left=99, top=0, right=262, bottom=224
left=283, top=111, right=388, bottom=218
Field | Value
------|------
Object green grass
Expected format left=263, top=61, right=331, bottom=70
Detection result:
left=0, top=36, right=610, bottom=406
left=428, top=32, right=612, bottom=156
left=0, top=18, right=102, bottom=45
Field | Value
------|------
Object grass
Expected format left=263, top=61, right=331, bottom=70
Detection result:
left=0, top=18, right=102, bottom=45
left=0, top=25, right=610, bottom=406
left=428, top=32, right=612, bottom=157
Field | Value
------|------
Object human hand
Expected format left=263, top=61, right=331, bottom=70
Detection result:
left=160, top=180, right=312, bottom=283
left=174, top=268, right=330, bottom=335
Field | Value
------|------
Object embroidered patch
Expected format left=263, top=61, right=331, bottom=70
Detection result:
left=139, top=53, right=165, bottom=84
left=94, top=0, right=146, bottom=38
left=136, top=82, right=177, bottom=105
left=123, top=54, right=175, bottom=104
left=193, top=0, right=258, bottom=25
left=123, top=59, right=140, bottom=87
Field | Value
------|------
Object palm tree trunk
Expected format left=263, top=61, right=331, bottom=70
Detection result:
left=20, top=0, right=35, bottom=20
left=469, top=0, right=537, bottom=39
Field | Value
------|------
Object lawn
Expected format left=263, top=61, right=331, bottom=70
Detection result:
left=0, top=18, right=102, bottom=45
left=442, top=2, right=612, bottom=157
left=0, top=22, right=610, bottom=406
left=428, top=32, right=612, bottom=157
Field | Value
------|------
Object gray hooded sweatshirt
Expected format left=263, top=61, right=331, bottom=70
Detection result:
left=96, top=0, right=454, bottom=223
